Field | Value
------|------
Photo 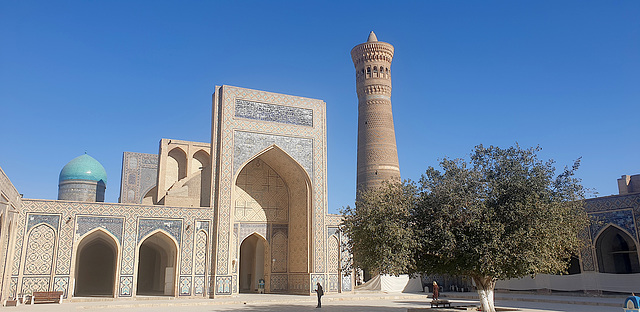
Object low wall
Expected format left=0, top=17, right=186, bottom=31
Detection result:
left=497, top=272, right=640, bottom=293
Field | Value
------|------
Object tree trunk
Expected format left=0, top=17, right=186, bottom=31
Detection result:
left=472, top=276, right=496, bottom=312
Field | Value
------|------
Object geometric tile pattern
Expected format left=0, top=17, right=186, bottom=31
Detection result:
left=271, top=230, right=287, bottom=273
left=213, top=85, right=327, bottom=286
left=342, top=275, right=352, bottom=292
left=10, top=277, right=17, bottom=298
left=76, top=216, right=124, bottom=242
left=235, top=159, right=289, bottom=222
left=589, top=209, right=637, bottom=241
left=53, top=276, right=69, bottom=298
left=119, top=152, right=158, bottom=204
left=270, top=274, right=288, bottom=292
left=119, top=276, right=133, bottom=297
left=21, top=276, right=49, bottom=294
left=194, top=276, right=205, bottom=295
left=215, top=276, right=232, bottom=295
left=327, top=234, right=340, bottom=274
left=328, top=273, right=339, bottom=292
left=235, top=99, right=313, bottom=127
left=26, top=214, right=60, bottom=232
left=194, top=230, right=208, bottom=275
left=180, top=276, right=191, bottom=296
left=23, top=224, right=56, bottom=275
left=233, top=131, right=314, bottom=179
left=137, top=218, right=182, bottom=246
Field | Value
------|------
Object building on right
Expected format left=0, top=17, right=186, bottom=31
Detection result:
left=497, top=174, right=640, bottom=293
left=351, top=31, right=401, bottom=195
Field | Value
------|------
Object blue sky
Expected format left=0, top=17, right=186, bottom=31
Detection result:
left=1, top=1, right=638, bottom=214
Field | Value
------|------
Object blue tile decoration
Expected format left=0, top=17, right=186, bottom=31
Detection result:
left=53, top=276, right=69, bottom=298
left=342, top=275, right=352, bottom=292
left=328, top=274, right=339, bottom=292
left=26, top=214, right=60, bottom=232
left=589, top=209, right=637, bottom=241
left=194, top=276, right=205, bottom=295
left=235, top=99, right=313, bottom=127
left=76, top=216, right=124, bottom=242
left=119, top=276, right=133, bottom=297
left=233, top=131, right=314, bottom=179
left=179, top=276, right=192, bottom=296
left=215, top=276, right=232, bottom=295
left=138, top=218, right=182, bottom=246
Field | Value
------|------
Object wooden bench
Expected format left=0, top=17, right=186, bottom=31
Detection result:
left=28, top=291, right=64, bottom=304
left=430, top=299, right=451, bottom=308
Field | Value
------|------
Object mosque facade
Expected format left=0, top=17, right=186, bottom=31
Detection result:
left=1, top=33, right=640, bottom=305
left=0, top=85, right=349, bottom=303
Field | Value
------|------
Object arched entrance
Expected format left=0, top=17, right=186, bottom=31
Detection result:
left=136, top=231, right=178, bottom=296
left=596, top=225, right=640, bottom=273
left=239, top=233, right=266, bottom=293
left=74, top=230, right=118, bottom=297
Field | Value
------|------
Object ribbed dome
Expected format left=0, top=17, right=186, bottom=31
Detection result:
left=59, top=154, right=107, bottom=185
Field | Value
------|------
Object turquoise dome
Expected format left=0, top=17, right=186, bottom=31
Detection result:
left=59, top=154, right=107, bottom=185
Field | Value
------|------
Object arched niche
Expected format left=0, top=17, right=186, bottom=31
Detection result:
left=239, top=233, right=267, bottom=293
left=136, top=231, right=178, bottom=296
left=596, top=225, right=640, bottom=274
left=74, top=229, right=119, bottom=297
left=166, top=147, right=187, bottom=190
left=234, top=145, right=312, bottom=273
left=192, top=150, right=210, bottom=175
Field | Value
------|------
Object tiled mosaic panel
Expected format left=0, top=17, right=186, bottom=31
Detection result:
left=76, top=216, right=124, bottom=241
left=237, top=223, right=268, bottom=243
left=327, top=235, right=340, bottom=273
left=23, top=224, right=56, bottom=275
left=53, top=276, right=69, bottom=298
left=311, top=273, right=325, bottom=291
left=10, top=277, right=17, bottom=298
left=120, top=152, right=158, bottom=204
left=235, top=159, right=289, bottom=223
left=235, top=99, right=313, bottom=127
left=328, top=274, right=339, bottom=292
left=288, top=274, right=310, bottom=293
left=26, top=214, right=60, bottom=232
left=14, top=199, right=211, bottom=295
left=21, top=276, right=50, bottom=294
left=270, top=274, right=288, bottom=292
left=589, top=209, right=637, bottom=241
left=216, top=276, right=232, bottom=295
left=271, top=230, right=287, bottom=273
left=233, top=131, right=314, bottom=179
left=180, top=276, right=192, bottom=296
left=216, top=86, right=329, bottom=275
left=342, top=275, right=352, bottom=291
left=194, top=276, right=205, bottom=295
left=138, top=218, right=182, bottom=245
left=181, top=224, right=193, bottom=275
left=194, top=230, right=208, bottom=275
left=119, top=276, right=133, bottom=297
left=581, top=247, right=596, bottom=271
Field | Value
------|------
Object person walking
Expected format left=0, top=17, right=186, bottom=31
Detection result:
left=315, top=282, right=324, bottom=308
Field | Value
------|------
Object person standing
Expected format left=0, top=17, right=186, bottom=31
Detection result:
left=315, top=282, right=324, bottom=308
left=432, top=281, right=439, bottom=300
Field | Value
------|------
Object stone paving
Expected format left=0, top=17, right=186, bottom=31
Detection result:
left=3, top=292, right=626, bottom=312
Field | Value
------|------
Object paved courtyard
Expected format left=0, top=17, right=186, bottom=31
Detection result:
left=4, top=292, right=625, bottom=312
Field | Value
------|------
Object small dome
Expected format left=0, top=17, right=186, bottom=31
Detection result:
left=59, top=154, right=107, bottom=185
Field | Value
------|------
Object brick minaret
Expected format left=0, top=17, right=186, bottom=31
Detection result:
left=351, top=31, right=400, bottom=195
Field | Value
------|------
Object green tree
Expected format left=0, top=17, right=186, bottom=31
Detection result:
left=342, top=145, right=589, bottom=312
left=341, top=180, right=418, bottom=277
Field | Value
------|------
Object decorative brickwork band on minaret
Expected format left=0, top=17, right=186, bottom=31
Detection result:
left=351, top=31, right=401, bottom=195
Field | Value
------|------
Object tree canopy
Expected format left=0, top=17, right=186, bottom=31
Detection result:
left=341, top=144, right=589, bottom=312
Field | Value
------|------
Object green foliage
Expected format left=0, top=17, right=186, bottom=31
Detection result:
left=342, top=144, right=589, bottom=282
left=340, top=181, right=418, bottom=276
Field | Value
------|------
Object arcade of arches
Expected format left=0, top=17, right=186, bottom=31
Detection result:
left=596, top=225, right=640, bottom=274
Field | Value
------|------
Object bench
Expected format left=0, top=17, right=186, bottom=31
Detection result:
left=28, top=291, right=64, bottom=304
left=430, top=299, right=451, bottom=308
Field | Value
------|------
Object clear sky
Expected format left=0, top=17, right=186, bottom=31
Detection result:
left=1, top=1, right=638, bottom=214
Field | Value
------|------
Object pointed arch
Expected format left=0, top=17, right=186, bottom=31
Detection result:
left=74, top=228, right=119, bottom=297
left=166, top=147, right=188, bottom=190
left=191, top=150, right=210, bottom=175
left=239, top=233, right=268, bottom=293
left=233, top=144, right=312, bottom=273
left=595, top=224, right=640, bottom=273
left=23, top=223, right=56, bottom=275
left=136, top=230, right=179, bottom=296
